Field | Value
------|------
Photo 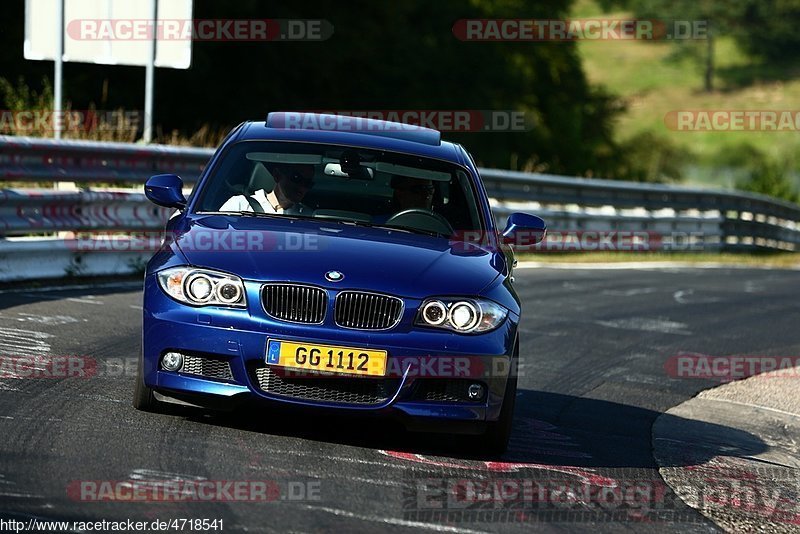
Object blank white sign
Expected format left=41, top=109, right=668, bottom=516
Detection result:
left=24, top=0, right=193, bottom=69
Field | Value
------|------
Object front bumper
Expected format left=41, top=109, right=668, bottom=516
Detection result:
left=141, top=275, right=519, bottom=427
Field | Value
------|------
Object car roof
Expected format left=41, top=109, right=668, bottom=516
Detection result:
left=233, top=113, right=464, bottom=164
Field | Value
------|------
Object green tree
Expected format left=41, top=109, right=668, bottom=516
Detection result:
left=731, top=0, right=800, bottom=62
left=723, top=143, right=800, bottom=203
left=607, top=132, right=691, bottom=183
left=601, top=0, right=800, bottom=89
left=737, top=160, right=799, bottom=204
left=625, top=0, right=742, bottom=92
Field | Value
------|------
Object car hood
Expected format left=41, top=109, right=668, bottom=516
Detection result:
left=171, top=215, right=505, bottom=298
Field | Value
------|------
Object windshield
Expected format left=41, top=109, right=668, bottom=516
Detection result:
left=194, top=141, right=484, bottom=237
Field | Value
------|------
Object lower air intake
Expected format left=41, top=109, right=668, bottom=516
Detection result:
left=254, top=366, right=400, bottom=405
left=181, top=354, right=233, bottom=381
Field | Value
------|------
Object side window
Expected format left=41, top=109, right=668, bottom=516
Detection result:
left=437, top=171, right=480, bottom=231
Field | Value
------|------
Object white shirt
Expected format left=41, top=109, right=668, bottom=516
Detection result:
left=219, top=189, right=282, bottom=214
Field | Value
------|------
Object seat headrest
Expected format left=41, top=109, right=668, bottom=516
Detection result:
left=247, top=162, right=276, bottom=194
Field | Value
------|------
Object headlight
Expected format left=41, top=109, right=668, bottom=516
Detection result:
left=157, top=267, right=247, bottom=307
left=415, top=298, right=508, bottom=333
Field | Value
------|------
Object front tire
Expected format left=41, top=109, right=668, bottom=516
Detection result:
left=133, top=355, right=161, bottom=412
left=479, top=345, right=518, bottom=456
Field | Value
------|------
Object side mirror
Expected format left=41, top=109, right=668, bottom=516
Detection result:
left=501, top=212, right=547, bottom=246
left=145, top=174, right=187, bottom=209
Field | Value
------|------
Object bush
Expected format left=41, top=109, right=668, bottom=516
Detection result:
left=719, top=142, right=800, bottom=204
left=604, top=132, right=692, bottom=183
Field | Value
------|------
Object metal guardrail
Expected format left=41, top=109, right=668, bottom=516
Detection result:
left=0, top=189, right=169, bottom=234
left=0, top=135, right=210, bottom=184
left=0, top=135, right=798, bottom=281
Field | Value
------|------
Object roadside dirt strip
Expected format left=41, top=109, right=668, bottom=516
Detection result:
left=654, top=367, right=800, bottom=532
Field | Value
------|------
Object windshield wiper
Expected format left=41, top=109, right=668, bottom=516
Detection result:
left=326, top=218, right=449, bottom=238
left=387, top=225, right=449, bottom=238
left=332, top=219, right=412, bottom=233
left=198, top=210, right=309, bottom=221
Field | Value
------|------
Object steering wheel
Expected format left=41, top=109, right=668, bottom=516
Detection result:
left=385, top=209, right=454, bottom=236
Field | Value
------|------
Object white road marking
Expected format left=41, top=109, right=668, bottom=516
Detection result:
left=602, top=369, right=663, bottom=385
left=0, top=327, right=53, bottom=357
left=327, top=474, right=404, bottom=488
left=117, top=470, right=213, bottom=499
left=66, top=297, right=104, bottom=305
left=77, top=394, right=124, bottom=403
left=601, top=287, right=658, bottom=297
left=129, top=305, right=143, bottom=310
left=248, top=464, right=403, bottom=488
left=0, top=328, right=53, bottom=341
left=673, top=289, right=721, bottom=305
left=128, top=469, right=207, bottom=482
left=0, top=492, right=44, bottom=498
left=673, top=290, right=691, bottom=304
left=0, top=415, right=62, bottom=422
left=744, top=280, right=764, bottom=293
left=695, top=396, right=800, bottom=419
left=0, top=313, right=83, bottom=326
left=596, top=318, right=692, bottom=336
left=249, top=450, right=403, bottom=470
left=298, top=505, right=491, bottom=533
left=0, top=475, right=45, bottom=499
left=0, top=339, right=51, bottom=353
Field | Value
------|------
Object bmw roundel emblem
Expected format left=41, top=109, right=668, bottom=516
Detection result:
left=325, top=270, right=344, bottom=282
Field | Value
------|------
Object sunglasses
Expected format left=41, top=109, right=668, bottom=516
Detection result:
left=285, top=171, right=315, bottom=188
left=396, top=184, right=434, bottom=195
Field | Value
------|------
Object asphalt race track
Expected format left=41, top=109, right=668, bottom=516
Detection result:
left=1, top=266, right=798, bottom=533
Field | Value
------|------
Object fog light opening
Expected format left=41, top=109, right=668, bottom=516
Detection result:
left=467, top=383, right=485, bottom=401
left=161, top=351, right=184, bottom=372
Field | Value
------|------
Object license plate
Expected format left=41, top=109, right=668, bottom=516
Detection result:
left=266, top=340, right=388, bottom=377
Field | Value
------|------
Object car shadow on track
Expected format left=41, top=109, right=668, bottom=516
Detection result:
left=164, top=387, right=766, bottom=470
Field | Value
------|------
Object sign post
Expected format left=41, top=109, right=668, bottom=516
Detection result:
left=143, top=0, right=157, bottom=143
left=24, top=0, right=192, bottom=144
left=53, top=0, right=64, bottom=140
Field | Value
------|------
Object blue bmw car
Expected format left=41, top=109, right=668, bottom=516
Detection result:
left=135, top=112, right=545, bottom=454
